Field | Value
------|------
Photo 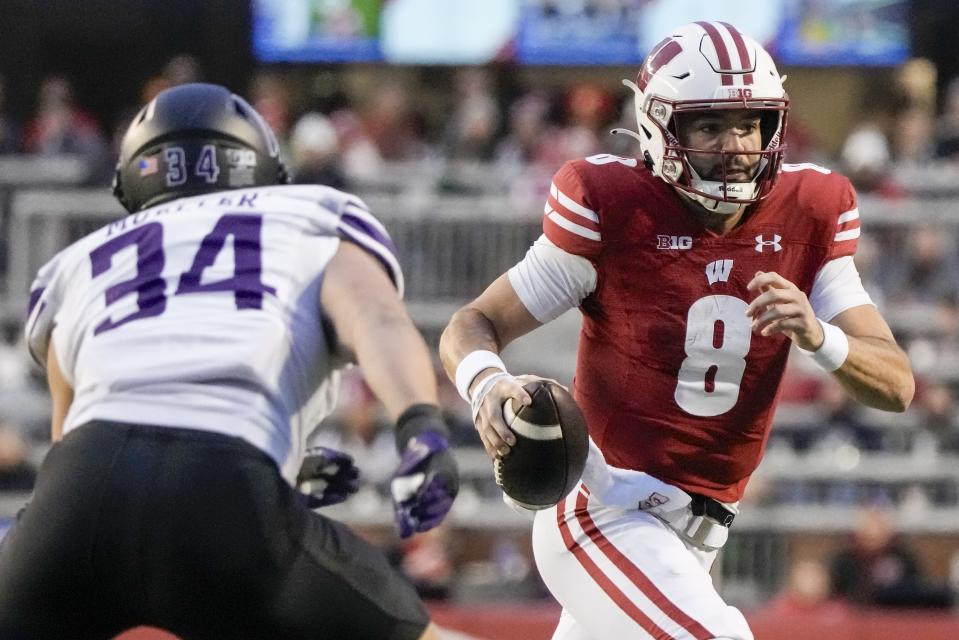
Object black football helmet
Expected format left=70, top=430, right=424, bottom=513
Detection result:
left=113, top=83, right=289, bottom=212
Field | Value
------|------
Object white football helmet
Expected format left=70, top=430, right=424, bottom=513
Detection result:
left=615, top=22, right=788, bottom=214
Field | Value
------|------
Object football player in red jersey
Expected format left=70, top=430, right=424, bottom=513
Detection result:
left=440, top=21, right=914, bottom=640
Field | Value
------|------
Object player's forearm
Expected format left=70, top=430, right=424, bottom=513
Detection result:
left=439, top=306, right=503, bottom=383
left=833, top=335, right=914, bottom=412
left=351, top=309, right=438, bottom=422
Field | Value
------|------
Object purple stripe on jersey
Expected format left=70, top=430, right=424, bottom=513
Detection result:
left=27, top=287, right=45, bottom=318
left=340, top=212, right=399, bottom=258
left=344, top=198, right=371, bottom=213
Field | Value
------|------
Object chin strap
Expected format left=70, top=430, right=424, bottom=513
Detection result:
left=682, top=163, right=759, bottom=215
left=676, top=188, right=745, bottom=215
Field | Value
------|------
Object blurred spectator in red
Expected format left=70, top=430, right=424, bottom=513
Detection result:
left=565, top=82, right=615, bottom=133
left=23, top=76, right=107, bottom=160
left=444, top=68, right=501, bottom=161
left=535, top=82, right=611, bottom=166
left=767, top=558, right=851, bottom=618
left=0, top=74, right=19, bottom=153
left=289, top=112, right=347, bottom=189
left=0, top=423, right=36, bottom=492
left=396, top=522, right=455, bottom=600
left=363, top=82, right=429, bottom=161
left=830, top=506, right=952, bottom=608
left=249, top=71, right=293, bottom=156
left=495, top=91, right=554, bottom=167
left=141, top=54, right=204, bottom=105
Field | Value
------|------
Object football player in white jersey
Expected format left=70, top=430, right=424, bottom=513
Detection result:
left=0, top=83, right=456, bottom=640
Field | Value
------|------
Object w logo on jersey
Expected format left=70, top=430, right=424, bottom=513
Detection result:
left=755, top=234, right=781, bottom=253
left=705, top=259, right=734, bottom=284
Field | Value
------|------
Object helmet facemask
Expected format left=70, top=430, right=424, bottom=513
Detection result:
left=656, top=99, right=788, bottom=214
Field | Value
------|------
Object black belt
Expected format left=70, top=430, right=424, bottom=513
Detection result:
left=689, top=494, right=736, bottom=527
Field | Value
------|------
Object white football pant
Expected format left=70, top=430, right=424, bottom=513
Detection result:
left=532, top=480, right=752, bottom=640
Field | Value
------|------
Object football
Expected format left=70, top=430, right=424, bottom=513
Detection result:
left=494, top=379, right=589, bottom=510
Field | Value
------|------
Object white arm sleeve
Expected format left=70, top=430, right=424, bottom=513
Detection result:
left=507, top=234, right=597, bottom=323
left=809, top=255, right=875, bottom=322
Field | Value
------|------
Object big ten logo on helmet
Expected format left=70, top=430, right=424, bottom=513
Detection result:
left=721, top=87, right=753, bottom=100
left=657, top=235, right=692, bottom=250
left=227, top=148, right=258, bottom=187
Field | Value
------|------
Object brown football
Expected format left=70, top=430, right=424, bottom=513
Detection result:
left=494, top=379, right=589, bottom=509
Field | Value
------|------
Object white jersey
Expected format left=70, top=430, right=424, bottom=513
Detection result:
left=25, top=184, right=402, bottom=484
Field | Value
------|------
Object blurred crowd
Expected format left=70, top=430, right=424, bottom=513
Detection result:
left=768, top=506, right=955, bottom=616
left=3, top=52, right=959, bottom=609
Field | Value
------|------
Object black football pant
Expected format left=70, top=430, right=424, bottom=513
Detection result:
left=0, top=420, right=428, bottom=639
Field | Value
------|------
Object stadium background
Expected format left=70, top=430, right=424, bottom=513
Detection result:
left=1, top=1, right=959, bottom=638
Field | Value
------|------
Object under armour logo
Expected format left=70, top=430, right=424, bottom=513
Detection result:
left=755, top=234, right=782, bottom=252
left=705, top=259, right=733, bottom=284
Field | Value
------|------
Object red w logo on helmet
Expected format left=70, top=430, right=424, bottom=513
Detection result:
left=637, top=38, right=683, bottom=92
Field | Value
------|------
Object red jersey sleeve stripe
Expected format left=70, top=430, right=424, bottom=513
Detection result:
left=550, top=182, right=599, bottom=223
left=837, top=207, right=859, bottom=226
left=546, top=210, right=602, bottom=241
left=546, top=198, right=601, bottom=233
left=834, top=228, right=861, bottom=242
left=835, top=207, right=860, bottom=243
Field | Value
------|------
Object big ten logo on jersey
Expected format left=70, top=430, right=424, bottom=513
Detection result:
left=657, top=235, right=692, bottom=250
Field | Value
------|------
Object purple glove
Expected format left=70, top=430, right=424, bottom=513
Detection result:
left=296, top=446, right=361, bottom=508
left=390, top=406, right=459, bottom=538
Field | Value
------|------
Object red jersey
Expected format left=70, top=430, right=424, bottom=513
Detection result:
left=542, top=156, right=861, bottom=502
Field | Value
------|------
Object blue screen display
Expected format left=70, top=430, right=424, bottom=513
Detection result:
left=252, top=0, right=910, bottom=67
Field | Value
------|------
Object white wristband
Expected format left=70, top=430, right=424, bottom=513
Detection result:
left=455, top=349, right=507, bottom=401
left=470, top=371, right=512, bottom=422
left=798, top=318, right=849, bottom=372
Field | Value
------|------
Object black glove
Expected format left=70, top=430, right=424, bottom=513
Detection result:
left=296, top=446, right=361, bottom=508
left=390, top=404, right=459, bottom=538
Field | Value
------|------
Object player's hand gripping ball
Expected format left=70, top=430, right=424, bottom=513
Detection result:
left=494, top=380, right=588, bottom=509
